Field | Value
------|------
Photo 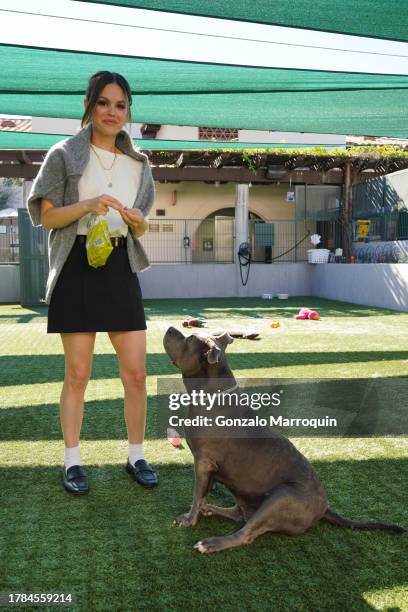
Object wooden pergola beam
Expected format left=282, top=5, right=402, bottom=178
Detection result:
left=0, top=164, right=38, bottom=179
left=153, top=167, right=346, bottom=183
left=1, top=149, right=408, bottom=183
left=0, top=162, right=402, bottom=184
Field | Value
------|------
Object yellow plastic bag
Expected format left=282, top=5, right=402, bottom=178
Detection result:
left=85, top=214, right=113, bottom=268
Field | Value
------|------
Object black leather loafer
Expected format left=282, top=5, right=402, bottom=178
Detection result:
left=126, top=459, right=159, bottom=488
left=62, top=465, right=89, bottom=495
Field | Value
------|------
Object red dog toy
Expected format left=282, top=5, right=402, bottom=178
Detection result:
left=182, top=317, right=206, bottom=328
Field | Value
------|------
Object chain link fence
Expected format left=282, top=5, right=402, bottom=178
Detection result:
left=0, top=218, right=19, bottom=263
left=1, top=216, right=345, bottom=265
left=143, top=218, right=340, bottom=263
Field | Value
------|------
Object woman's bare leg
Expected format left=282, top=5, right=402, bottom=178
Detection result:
left=60, top=332, right=96, bottom=447
left=107, top=330, right=146, bottom=443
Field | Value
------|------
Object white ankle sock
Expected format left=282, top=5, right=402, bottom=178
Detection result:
left=128, top=443, right=144, bottom=465
left=64, top=445, right=81, bottom=471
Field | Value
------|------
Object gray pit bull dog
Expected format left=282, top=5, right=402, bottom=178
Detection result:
left=163, top=326, right=406, bottom=554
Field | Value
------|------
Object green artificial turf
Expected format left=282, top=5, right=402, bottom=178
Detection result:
left=0, top=297, right=407, bottom=611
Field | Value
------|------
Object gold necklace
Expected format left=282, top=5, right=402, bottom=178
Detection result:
left=90, top=144, right=117, bottom=187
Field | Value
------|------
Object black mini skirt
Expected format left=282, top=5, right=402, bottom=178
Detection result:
left=47, top=235, right=147, bottom=333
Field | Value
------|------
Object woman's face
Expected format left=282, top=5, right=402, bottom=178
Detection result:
left=85, top=82, right=129, bottom=136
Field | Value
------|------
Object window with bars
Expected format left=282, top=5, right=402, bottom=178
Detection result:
left=199, top=127, right=239, bottom=141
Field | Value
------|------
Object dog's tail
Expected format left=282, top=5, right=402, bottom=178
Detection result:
left=322, top=508, right=406, bottom=534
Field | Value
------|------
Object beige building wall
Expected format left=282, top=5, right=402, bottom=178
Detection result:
left=149, top=182, right=295, bottom=220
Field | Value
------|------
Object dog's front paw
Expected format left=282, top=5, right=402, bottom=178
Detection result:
left=193, top=537, right=224, bottom=554
left=174, top=513, right=196, bottom=527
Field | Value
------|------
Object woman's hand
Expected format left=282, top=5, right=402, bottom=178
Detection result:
left=84, top=194, right=125, bottom=216
left=83, top=196, right=147, bottom=236
left=120, top=207, right=148, bottom=237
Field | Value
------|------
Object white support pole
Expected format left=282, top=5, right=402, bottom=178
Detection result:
left=235, top=184, right=249, bottom=294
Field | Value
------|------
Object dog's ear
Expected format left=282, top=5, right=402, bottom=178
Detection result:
left=212, top=331, right=234, bottom=351
left=201, top=332, right=233, bottom=363
left=205, top=344, right=222, bottom=364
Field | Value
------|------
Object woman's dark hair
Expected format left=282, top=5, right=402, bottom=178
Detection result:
left=81, top=71, right=133, bottom=128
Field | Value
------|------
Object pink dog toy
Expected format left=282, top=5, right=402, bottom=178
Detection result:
left=167, top=427, right=182, bottom=448
left=295, top=308, right=320, bottom=320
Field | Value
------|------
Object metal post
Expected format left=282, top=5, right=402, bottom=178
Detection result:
left=341, top=162, right=353, bottom=260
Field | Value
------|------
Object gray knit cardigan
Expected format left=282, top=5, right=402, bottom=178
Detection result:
left=26, top=121, right=155, bottom=305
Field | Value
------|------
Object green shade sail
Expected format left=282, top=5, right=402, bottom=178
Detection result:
left=3, top=46, right=408, bottom=94
left=72, top=0, right=408, bottom=42
left=2, top=1, right=408, bottom=143
left=1, top=45, right=408, bottom=138
left=1, top=89, right=407, bottom=138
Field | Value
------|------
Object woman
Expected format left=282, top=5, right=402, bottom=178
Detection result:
left=27, top=71, right=158, bottom=494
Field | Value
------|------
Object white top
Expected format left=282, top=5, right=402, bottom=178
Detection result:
left=77, top=144, right=144, bottom=237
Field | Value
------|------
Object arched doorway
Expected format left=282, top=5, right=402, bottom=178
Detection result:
left=191, top=208, right=263, bottom=263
